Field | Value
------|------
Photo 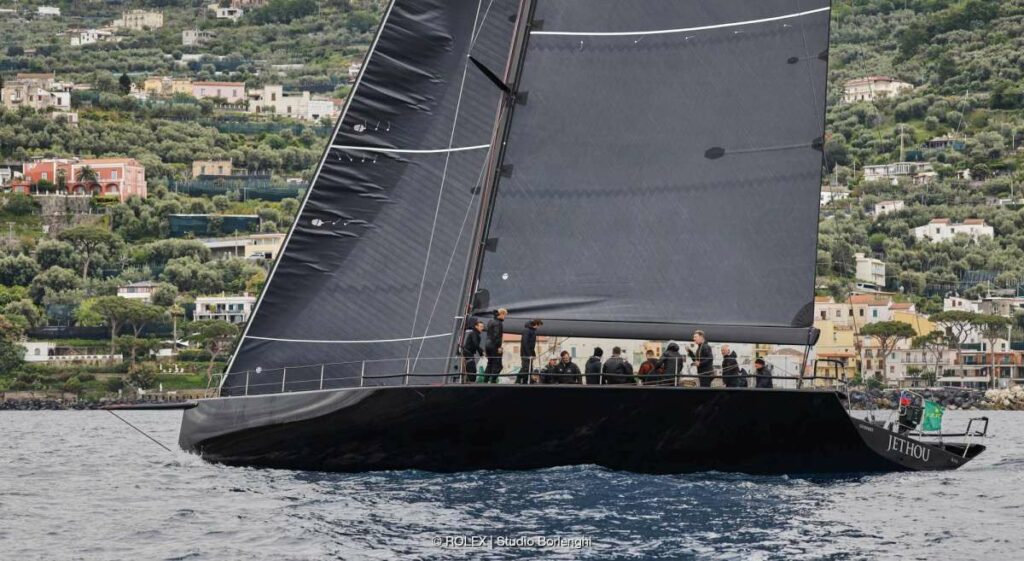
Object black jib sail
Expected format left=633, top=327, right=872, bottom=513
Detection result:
left=472, top=0, right=831, bottom=345
left=221, top=0, right=520, bottom=395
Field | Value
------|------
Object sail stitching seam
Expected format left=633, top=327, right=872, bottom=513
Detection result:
left=246, top=333, right=452, bottom=344
left=531, top=6, right=829, bottom=37
left=329, top=144, right=490, bottom=154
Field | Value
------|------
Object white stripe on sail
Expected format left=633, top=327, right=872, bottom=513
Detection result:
left=330, top=144, right=491, bottom=154
left=245, top=333, right=452, bottom=344
left=531, top=6, right=830, bottom=37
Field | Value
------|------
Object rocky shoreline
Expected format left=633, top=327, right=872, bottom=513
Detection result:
left=4, top=386, right=1024, bottom=411
left=0, top=398, right=193, bottom=411
left=847, top=386, right=1024, bottom=411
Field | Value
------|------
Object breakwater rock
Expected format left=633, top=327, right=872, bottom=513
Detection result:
left=848, top=386, right=1024, bottom=410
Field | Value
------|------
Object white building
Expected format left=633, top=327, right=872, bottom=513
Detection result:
left=854, top=252, right=885, bottom=288
left=873, top=199, right=904, bottom=216
left=22, top=341, right=121, bottom=364
left=115, top=9, right=164, bottom=30
left=116, top=281, right=161, bottom=302
left=37, top=6, right=61, bottom=17
left=247, top=85, right=340, bottom=121
left=182, top=29, right=215, bottom=46
left=943, top=296, right=981, bottom=313
left=194, top=294, right=256, bottom=324
left=348, top=63, right=362, bottom=79
left=70, top=28, right=117, bottom=47
left=214, top=6, right=244, bottom=20
left=863, top=162, right=934, bottom=186
left=1, top=73, right=73, bottom=114
left=842, top=76, right=913, bottom=104
left=820, top=185, right=850, bottom=206
left=912, top=219, right=993, bottom=243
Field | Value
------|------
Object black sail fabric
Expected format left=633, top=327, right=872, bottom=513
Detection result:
left=222, top=0, right=519, bottom=395
left=474, top=0, right=831, bottom=344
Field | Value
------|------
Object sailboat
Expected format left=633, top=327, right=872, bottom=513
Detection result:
left=176, top=0, right=987, bottom=473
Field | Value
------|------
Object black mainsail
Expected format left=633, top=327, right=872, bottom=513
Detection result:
left=222, top=0, right=519, bottom=395
left=471, top=0, right=831, bottom=345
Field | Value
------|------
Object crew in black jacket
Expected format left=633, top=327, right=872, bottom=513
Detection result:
left=483, top=308, right=507, bottom=383
left=519, top=319, right=542, bottom=384
left=552, top=350, right=582, bottom=384
left=601, top=346, right=634, bottom=384
left=584, top=347, right=604, bottom=385
left=460, top=320, right=485, bottom=383
left=720, top=344, right=739, bottom=388
left=687, top=330, right=714, bottom=387
left=656, top=342, right=685, bottom=385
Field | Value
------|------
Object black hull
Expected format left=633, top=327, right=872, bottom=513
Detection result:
left=178, top=386, right=983, bottom=475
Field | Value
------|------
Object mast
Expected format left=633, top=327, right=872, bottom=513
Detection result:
left=448, top=0, right=539, bottom=365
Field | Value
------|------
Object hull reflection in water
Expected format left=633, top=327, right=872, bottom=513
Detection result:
left=178, top=386, right=984, bottom=474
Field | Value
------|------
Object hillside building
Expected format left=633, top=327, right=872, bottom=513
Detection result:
left=842, top=76, right=913, bottom=104
left=11, top=158, right=147, bottom=202
left=115, top=9, right=164, bottom=30
left=912, top=218, right=993, bottom=243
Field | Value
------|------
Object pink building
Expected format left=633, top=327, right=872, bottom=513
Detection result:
left=12, top=158, right=147, bottom=202
left=191, top=81, right=245, bottom=103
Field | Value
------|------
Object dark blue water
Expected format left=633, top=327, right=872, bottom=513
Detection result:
left=1, top=410, right=1021, bottom=560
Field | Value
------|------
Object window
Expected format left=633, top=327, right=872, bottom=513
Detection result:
left=872, top=310, right=878, bottom=318
left=859, top=309, right=864, bottom=317
left=820, top=311, right=826, bottom=320
left=41, top=172, right=48, bottom=180
left=111, top=171, right=117, bottom=180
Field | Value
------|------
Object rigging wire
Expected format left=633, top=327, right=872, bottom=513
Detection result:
left=106, top=410, right=176, bottom=455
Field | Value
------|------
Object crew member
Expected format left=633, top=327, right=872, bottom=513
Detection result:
left=460, top=320, right=485, bottom=383
left=553, top=350, right=582, bottom=384
left=519, top=319, right=543, bottom=384
left=754, top=358, right=774, bottom=389
left=656, top=342, right=685, bottom=385
left=687, top=330, right=714, bottom=387
left=585, top=347, right=604, bottom=385
left=484, top=308, right=507, bottom=383
left=637, top=349, right=659, bottom=385
left=720, top=344, right=739, bottom=388
left=601, top=346, right=634, bottom=384
left=541, top=357, right=560, bottom=384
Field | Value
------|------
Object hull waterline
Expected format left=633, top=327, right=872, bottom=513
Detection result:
left=179, top=386, right=983, bottom=474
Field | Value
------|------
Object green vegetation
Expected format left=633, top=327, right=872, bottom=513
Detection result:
left=820, top=0, right=1024, bottom=313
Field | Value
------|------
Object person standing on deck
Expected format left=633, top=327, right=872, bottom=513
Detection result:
left=541, top=357, right=560, bottom=384
left=687, top=330, right=714, bottom=387
left=637, top=349, right=659, bottom=385
left=553, top=350, right=582, bottom=384
left=484, top=308, right=507, bottom=383
left=460, top=320, right=485, bottom=383
left=656, top=342, right=685, bottom=385
left=519, top=319, right=542, bottom=384
left=754, top=358, right=774, bottom=389
left=720, top=345, right=739, bottom=388
left=601, top=346, right=635, bottom=384
left=584, top=347, right=604, bottom=385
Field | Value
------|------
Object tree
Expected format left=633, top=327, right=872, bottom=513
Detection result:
left=929, top=310, right=981, bottom=369
left=973, top=314, right=1011, bottom=388
left=0, top=255, right=41, bottom=287
left=116, top=335, right=161, bottom=367
left=0, top=316, right=25, bottom=374
left=188, top=320, right=240, bottom=385
left=28, top=266, right=80, bottom=304
left=913, top=331, right=949, bottom=387
left=58, top=225, right=115, bottom=280
left=119, top=72, right=132, bottom=95
left=860, top=321, right=916, bottom=384
left=77, top=296, right=134, bottom=354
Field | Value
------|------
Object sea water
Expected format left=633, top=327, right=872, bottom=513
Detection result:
left=1, top=410, right=1021, bottom=560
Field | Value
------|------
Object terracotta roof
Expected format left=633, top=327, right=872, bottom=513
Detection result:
left=848, top=294, right=889, bottom=305
left=930, top=218, right=951, bottom=224
left=889, top=303, right=914, bottom=310
left=963, top=218, right=986, bottom=225
left=814, top=296, right=833, bottom=303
